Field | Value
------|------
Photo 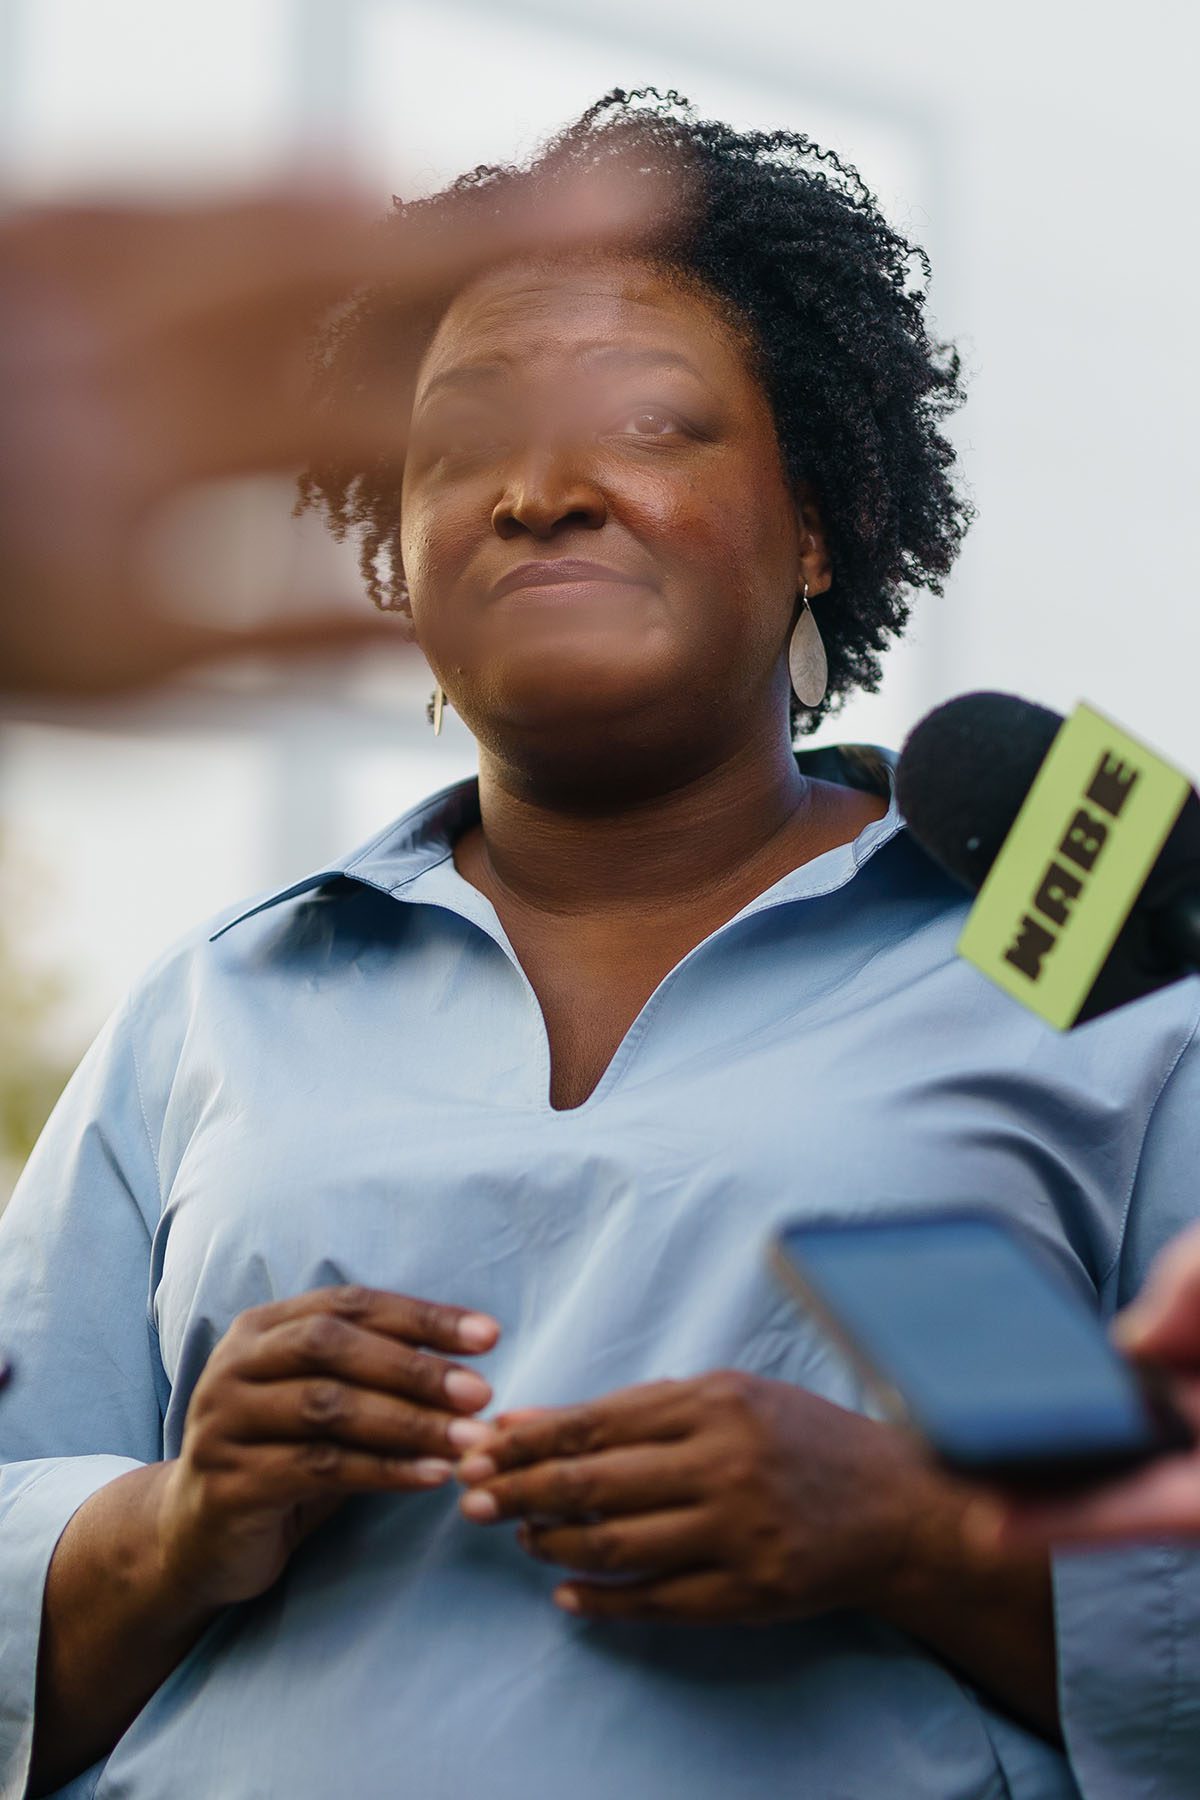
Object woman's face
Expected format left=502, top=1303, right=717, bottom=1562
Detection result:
left=400, top=254, right=828, bottom=790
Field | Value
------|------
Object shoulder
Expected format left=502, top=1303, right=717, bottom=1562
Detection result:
left=205, top=777, right=473, bottom=949
left=114, top=775, right=479, bottom=1067
left=797, top=740, right=895, bottom=798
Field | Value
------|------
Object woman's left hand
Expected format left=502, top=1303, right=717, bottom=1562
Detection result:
left=456, top=1371, right=931, bottom=1623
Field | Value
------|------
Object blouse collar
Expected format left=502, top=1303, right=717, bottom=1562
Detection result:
left=210, top=744, right=904, bottom=944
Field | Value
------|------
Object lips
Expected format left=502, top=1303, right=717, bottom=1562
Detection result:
left=489, top=558, right=653, bottom=602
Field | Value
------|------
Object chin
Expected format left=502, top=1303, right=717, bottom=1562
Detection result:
left=479, top=644, right=673, bottom=734
left=464, top=661, right=689, bottom=799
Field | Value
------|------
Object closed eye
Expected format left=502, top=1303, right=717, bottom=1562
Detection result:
left=445, top=429, right=507, bottom=458
left=420, top=409, right=509, bottom=461
left=610, top=405, right=687, bottom=439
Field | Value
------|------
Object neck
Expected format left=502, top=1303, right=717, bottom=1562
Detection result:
left=469, top=718, right=816, bottom=917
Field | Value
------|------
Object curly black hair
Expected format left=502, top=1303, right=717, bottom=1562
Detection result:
left=298, top=87, right=971, bottom=737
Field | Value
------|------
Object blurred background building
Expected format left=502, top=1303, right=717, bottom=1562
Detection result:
left=0, top=0, right=1196, bottom=1191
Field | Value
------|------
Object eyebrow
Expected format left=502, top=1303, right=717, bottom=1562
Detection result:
left=417, top=344, right=707, bottom=407
left=417, top=361, right=511, bottom=406
left=577, top=345, right=707, bottom=382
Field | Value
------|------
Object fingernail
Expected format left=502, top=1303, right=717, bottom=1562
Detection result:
left=447, top=1418, right=493, bottom=1450
left=457, top=1313, right=499, bottom=1350
left=460, top=1489, right=498, bottom=1522
left=456, top=1454, right=497, bottom=1484
left=413, top=1458, right=454, bottom=1485
left=1113, top=1305, right=1153, bottom=1350
left=444, top=1369, right=491, bottom=1409
left=962, top=1499, right=1006, bottom=1554
left=554, top=1587, right=581, bottom=1613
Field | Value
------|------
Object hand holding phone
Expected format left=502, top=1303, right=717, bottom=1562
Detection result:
left=971, top=1222, right=1200, bottom=1544
left=771, top=1208, right=1194, bottom=1489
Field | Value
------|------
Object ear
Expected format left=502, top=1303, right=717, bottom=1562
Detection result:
left=795, top=484, right=832, bottom=599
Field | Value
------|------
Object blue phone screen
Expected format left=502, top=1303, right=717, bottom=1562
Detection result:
left=779, top=1213, right=1154, bottom=1466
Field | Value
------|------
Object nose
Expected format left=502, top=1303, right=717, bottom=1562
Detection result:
left=491, top=443, right=607, bottom=541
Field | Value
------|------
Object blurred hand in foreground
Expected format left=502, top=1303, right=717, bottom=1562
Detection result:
left=0, top=172, right=659, bottom=697
left=970, top=1221, right=1200, bottom=1548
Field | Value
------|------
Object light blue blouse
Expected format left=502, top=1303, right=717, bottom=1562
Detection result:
left=2, top=748, right=1199, bottom=1800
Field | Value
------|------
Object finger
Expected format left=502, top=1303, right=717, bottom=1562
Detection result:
left=222, top=1376, right=474, bottom=1462
left=519, top=1508, right=711, bottom=1577
left=27, top=197, right=393, bottom=338
left=219, top=1438, right=457, bottom=1508
left=64, top=613, right=404, bottom=698
left=71, top=169, right=670, bottom=349
left=469, top=1380, right=693, bottom=1473
left=0, top=198, right=371, bottom=360
left=491, top=1407, right=552, bottom=1428
left=968, top=1453, right=1200, bottom=1550
left=364, top=164, right=672, bottom=311
left=240, top=1285, right=500, bottom=1355
left=1117, top=1225, right=1200, bottom=1364
left=554, top=1570, right=731, bottom=1624
left=195, top=614, right=403, bottom=661
left=158, top=613, right=407, bottom=681
left=458, top=1443, right=701, bottom=1524
left=150, top=367, right=416, bottom=485
left=1, top=196, right=369, bottom=290
left=238, top=1316, right=493, bottom=1414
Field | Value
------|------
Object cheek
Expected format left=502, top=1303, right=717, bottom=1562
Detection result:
left=399, top=485, right=477, bottom=616
left=626, top=457, right=780, bottom=572
left=650, top=475, right=796, bottom=652
left=713, top=456, right=797, bottom=573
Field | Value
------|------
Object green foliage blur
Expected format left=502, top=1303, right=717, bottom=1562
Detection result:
left=0, top=833, right=77, bottom=1203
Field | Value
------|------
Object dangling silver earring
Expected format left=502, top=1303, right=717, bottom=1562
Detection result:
left=788, top=581, right=827, bottom=709
left=425, top=684, right=445, bottom=735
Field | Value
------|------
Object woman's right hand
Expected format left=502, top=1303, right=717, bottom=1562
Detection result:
left=155, top=1285, right=500, bottom=1609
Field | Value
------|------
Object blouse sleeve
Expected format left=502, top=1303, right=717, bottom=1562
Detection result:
left=0, top=997, right=166, bottom=1800
left=1054, top=1005, right=1200, bottom=1799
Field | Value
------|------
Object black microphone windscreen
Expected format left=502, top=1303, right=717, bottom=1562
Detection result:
left=897, top=692, right=1064, bottom=894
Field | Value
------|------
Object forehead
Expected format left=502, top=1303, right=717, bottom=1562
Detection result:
left=414, top=254, right=754, bottom=399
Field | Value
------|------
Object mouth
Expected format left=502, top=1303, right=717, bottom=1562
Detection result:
left=489, top=558, right=654, bottom=604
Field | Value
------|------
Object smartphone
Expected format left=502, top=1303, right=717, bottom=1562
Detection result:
left=770, top=1208, right=1194, bottom=1487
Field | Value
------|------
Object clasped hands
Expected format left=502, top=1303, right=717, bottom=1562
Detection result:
left=158, top=1284, right=962, bottom=1626
left=455, top=1370, right=930, bottom=1625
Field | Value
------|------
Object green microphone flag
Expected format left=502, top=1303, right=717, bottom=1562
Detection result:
left=958, top=703, right=1191, bottom=1029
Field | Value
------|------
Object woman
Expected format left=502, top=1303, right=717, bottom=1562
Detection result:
left=3, top=90, right=1198, bottom=1800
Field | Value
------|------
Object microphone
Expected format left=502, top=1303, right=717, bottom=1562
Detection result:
left=897, top=692, right=1200, bottom=1026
